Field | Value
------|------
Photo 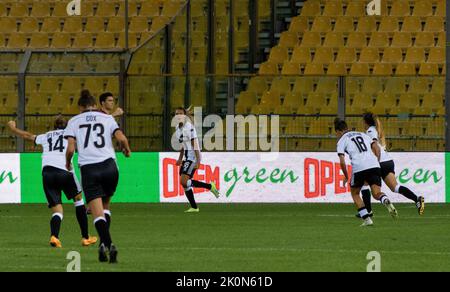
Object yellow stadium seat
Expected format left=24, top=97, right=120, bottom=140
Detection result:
left=385, top=78, right=406, bottom=94
left=63, top=17, right=83, bottom=33
left=334, top=16, right=354, bottom=32
left=268, top=46, right=289, bottom=64
left=431, top=78, right=445, bottom=94
left=96, top=1, right=118, bottom=17
left=304, top=63, right=324, bottom=75
left=396, top=63, right=417, bottom=75
left=259, top=62, right=279, bottom=75
left=140, top=2, right=160, bottom=16
left=0, top=34, right=5, bottom=48
left=347, top=32, right=367, bottom=47
left=9, top=3, right=29, bottom=17
left=7, top=34, right=28, bottom=48
left=424, top=17, right=444, bottom=32
left=346, top=1, right=365, bottom=16
left=415, top=32, right=435, bottom=47
left=162, top=1, right=183, bottom=17
left=405, top=47, right=426, bottom=63
left=247, top=77, right=268, bottom=95
left=428, top=47, right=445, bottom=63
left=350, top=63, right=370, bottom=75
left=335, top=47, right=356, bottom=63
left=85, top=17, right=106, bottom=33
left=312, top=47, right=334, bottom=63
left=436, top=0, right=446, bottom=17
left=283, top=92, right=303, bottom=111
left=151, top=16, right=170, bottom=32
left=20, top=18, right=39, bottom=33
left=390, top=0, right=411, bottom=17
left=421, top=93, right=444, bottom=112
left=30, top=34, right=49, bottom=48
left=73, top=34, right=93, bottom=48
left=270, top=78, right=291, bottom=96
left=129, top=17, right=150, bottom=32
left=316, top=78, right=337, bottom=94
left=396, top=93, right=419, bottom=113
left=52, top=1, right=69, bottom=16
left=373, top=92, right=396, bottom=113
left=369, top=32, right=390, bottom=47
left=291, top=47, right=311, bottom=63
left=382, top=47, right=403, bottom=63
left=327, top=63, right=347, bottom=75
left=351, top=93, right=374, bottom=112
left=361, top=79, right=382, bottom=96
left=356, top=17, right=376, bottom=32
left=292, top=78, right=314, bottom=95
left=0, top=3, right=6, bottom=17
left=346, top=79, right=361, bottom=96
left=359, top=47, right=379, bottom=63
left=379, top=17, right=399, bottom=32
left=300, top=0, right=321, bottom=17
left=95, top=33, right=116, bottom=49
left=409, top=78, right=430, bottom=94
left=437, top=32, right=445, bottom=47
left=323, top=1, right=343, bottom=16
left=391, top=32, right=412, bottom=47
left=107, top=17, right=125, bottom=32
left=323, top=32, right=344, bottom=47
left=402, top=17, right=422, bottom=33
left=281, top=62, right=301, bottom=75
left=42, top=18, right=62, bottom=33
left=51, top=33, right=72, bottom=48
left=311, top=16, right=332, bottom=32
left=278, top=32, right=299, bottom=48
left=413, top=0, right=433, bottom=17
left=289, top=16, right=308, bottom=33
left=300, top=31, right=321, bottom=47
left=0, top=18, right=17, bottom=33
left=419, top=63, right=439, bottom=75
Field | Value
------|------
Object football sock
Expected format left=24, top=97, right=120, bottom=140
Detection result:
left=395, top=185, right=418, bottom=203
left=191, top=180, right=211, bottom=190
left=379, top=194, right=389, bottom=205
left=74, top=200, right=89, bottom=239
left=50, top=213, right=63, bottom=238
left=361, top=189, right=372, bottom=213
left=104, top=210, right=111, bottom=228
left=184, top=187, right=198, bottom=209
left=358, top=208, right=370, bottom=220
left=94, top=217, right=112, bottom=249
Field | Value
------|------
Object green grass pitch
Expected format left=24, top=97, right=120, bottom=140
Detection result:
left=0, top=203, right=449, bottom=272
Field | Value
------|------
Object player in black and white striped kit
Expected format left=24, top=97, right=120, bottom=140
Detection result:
left=358, top=113, right=425, bottom=217
left=174, top=108, right=220, bottom=213
left=7, top=118, right=97, bottom=248
left=65, top=90, right=131, bottom=263
left=335, top=119, right=398, bottom=227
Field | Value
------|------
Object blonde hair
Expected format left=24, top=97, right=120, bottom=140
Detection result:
left=363, top=112, right=386, bottom=147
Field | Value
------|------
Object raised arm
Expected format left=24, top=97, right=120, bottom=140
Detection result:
left=114, top=129, right=131, bottom=157
left=6, top=121, right=36, bottom=142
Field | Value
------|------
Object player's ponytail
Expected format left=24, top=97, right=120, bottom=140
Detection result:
left=78, top=89, right=96, bottom=107
left=363, top=112, right=386, bottom=147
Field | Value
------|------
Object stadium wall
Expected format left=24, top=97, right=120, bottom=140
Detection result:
left=0, top=153, right=447, bottom=203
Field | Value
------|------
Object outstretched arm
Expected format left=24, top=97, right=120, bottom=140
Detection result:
left=114, top=129, right=131, bottom=157
left=6, top=121, right=36, bottom=142
left=111, top=107, right=124, bottom=118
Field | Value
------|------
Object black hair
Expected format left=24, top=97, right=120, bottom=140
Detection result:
left=363, top=112, right=376, bottom=127
left=54, top=115, right=67, bottom=130
left=78, top=89, right=96, bottom=107
left=334, top=118, right=348, bottom=132
left=363, top=112, right=386, bottom=147
left=99, top=92, right=113, bottom=105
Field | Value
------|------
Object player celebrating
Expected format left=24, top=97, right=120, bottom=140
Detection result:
left=174, top=107, right=220, bottom=213
left=358, top=113, right=425, bottom=216
left=65, top=90, right=131, bottom=263
left=7, top=118, right=97, bottom=248
left=335, top=118, right=397, bottom=226
left=99, top=92, right=124, bottom=117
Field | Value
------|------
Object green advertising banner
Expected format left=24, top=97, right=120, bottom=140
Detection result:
left=447, top=153, right=450, bottom=203
left=20, top=153, right=160, bottom=203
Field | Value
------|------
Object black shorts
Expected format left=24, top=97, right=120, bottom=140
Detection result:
left=179, top=160, right=197, bottom=178
left=80, top=158, right=119, bottom=203
left=42, top=166, right=82, bottom=208
left=351, top=168, right=382, bottom=189
left=380, top=160, right=395, bottom=179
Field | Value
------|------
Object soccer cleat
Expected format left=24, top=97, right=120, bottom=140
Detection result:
left=49, top=236, right=62, bottom=248
left=210, top=182, right=220, bottom=199
left=360, top=217, right=374, bottom=227
left=98, top=243, right=108, bottom=262
left=416, top=196, right=425, bottom=215
left=184, top=208, right=200, bottom=213
left=109, top=244, right=118, bottom=264
left=81, top=236, right=98, bottom=247
left=383, top=198, right=398, bottom=219
left=355, top=211, right=374, bottom=219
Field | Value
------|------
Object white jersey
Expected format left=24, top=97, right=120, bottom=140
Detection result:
left=337, top=131, right=380, bottom=173
left=64, top=110, right=120, bottom=167
left=175, top=122, right=198, bottom=162
left=35, top=130, right=72, bottom=172
left=366, top=126, right=392, bottom=163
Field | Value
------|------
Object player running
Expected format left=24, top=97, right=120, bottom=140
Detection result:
left=358, top=113, right=425, bottom=217
left=6, top=117, right=97, bottom=248
left=174, top=107, right=220, bottom=213
left=335, top=118, right=397, bottom=227
left=65, top=90, right=131, bottom=263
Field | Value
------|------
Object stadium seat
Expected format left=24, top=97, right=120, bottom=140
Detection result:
left=428, top=47, right=445, bottom=63
left=316, top=78, right=337, bottom=94
left=7, top=34, right=28, bottom=48
left=409, top=78, right=431, bottom=94
left=236, top=91, right=257, bottom=114
left=391, top=32, right=412, bottom=47
left=9, top=3, right=29, bottom=17
left=63, top=17, right=83, bottom=33
left=404, top=47, right=426, bottom=63
left=0, top=18, right=17, bottom=33
left=73, top=34, right=93, bottom=48
left=95, top=33, right=116, bottom=49
left=369, top=32, right=390, bottom=47
left=350, top=63, right=370, bottom=75
left=268, top=46, right=289, bottom=64
left=289, top=16, right=308, bottom=33
left=259, top=62, right=279, bottom=75
left=382, top=47, right=403, bottom=63
left=151, top=16, right=171, bottom=32
left=129, top=17, right=150, bottom=32
left=30, top=34, right=50, bottom=48
left=279, top=32, right=299, bottom=48
left=347, top=32, right=367, bottom=47
left=140, top=1, right=161, bottom=17
left=312, top=47, right=334, bottom=63
left=345, top=1, right=365, bottom=17
left=323, top=32, right=344, bottom=47
left=334, top=17, right=353, bottom=32
left=271, top=78, right=291, bottom=96
left=86, top=17, right=106, bottom=33
left=247, top=77, right=268, bottom=95
left=42, top=18, right=62, bottom=33
left=378, top=17, right=399, bottom=32
left=323, top=1, right=342, bottom=16
left=424, top=17, right=444, bottom=32
left=96, top=1, right=118, bottom=17
left=415, top=32, right=435, bottom=47
left=385, top=78, right=407, bottom=94
left=283, top=92, right=303, bottom=111
left=359, top=47, right=379, bottom=63
left=51, top=33, right=72, bottom=48
left=300, top=0, right=321, bottom=17
left=304, top=63, right=324, bottom=75
left=335, top=48, right=356, bottom=64
left=311, top=17, right=332, bottom=33
left=20, top=18, right=39, bottom=33
left=396, top=63, right=417, bottom=75
left=327, top=63, right=347, bottom=75
left=419, top=63, right=439, bottom=75
left=432, top=78, right=445, bottom=94
left=362, top=79, right=383, bottom=95
left=413, top=0, right=433, bottom=17
left=292, top=78, right=314, bottom=96
left=356, top=17, right=376, bottom=32
left=402, top=17, right=422, bottom=33
left=281, top=62, right=301, bottom=75
left=437, top=32, right=445, bottom=47
left=300, top=32, right=321, bottom=47
left=390, top=0, right=411, bottom=17
left=436, top=0, right=446, bottom=17
left=108, top=17, right=125, bottom=32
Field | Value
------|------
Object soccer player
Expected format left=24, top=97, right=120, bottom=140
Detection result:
left=99, top=92, right=123, bottom=117
left=174, top=107, right=220, bottom=213
left=65, top=90, right=131, bottom=263
left=358, top=113, right=425, bottom=216
left=6, top=118, right=97, bottom=248
left=335, top=118, right=397, bottom=226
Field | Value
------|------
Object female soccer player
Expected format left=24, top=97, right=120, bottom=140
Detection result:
left=7, top=118, right=97, bottom=248
left=174, top=107, right=220, bottom=212
left=359, top=113, right=425, bottom=215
